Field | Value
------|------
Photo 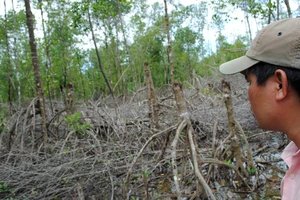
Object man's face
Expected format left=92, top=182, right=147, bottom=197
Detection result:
left=246, top=73, right=275, bottom=130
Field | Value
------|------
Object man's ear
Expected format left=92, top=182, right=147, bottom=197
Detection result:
left=274, top=69, right=288, bottom=100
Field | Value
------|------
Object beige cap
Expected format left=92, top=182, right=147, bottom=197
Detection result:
left=220, top=18, right=300, bottom=74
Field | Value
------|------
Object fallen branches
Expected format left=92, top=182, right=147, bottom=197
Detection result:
left=171, top=120, right=187, bottom=199
left=187, top=120, right=216, bottom=200
left=123, top=125, right=178, bottom=199
left=0, top=75, right=284, bottom=199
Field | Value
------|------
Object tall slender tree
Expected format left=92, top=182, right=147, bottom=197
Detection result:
left=3, top=0, right=14, bottom=113
left=38, top=0, right=54, bottom=113
left=163, top=0, right=175, bottom=85
left=283, top=0, right=292, bottom=18
left=24, top=0, right=48, bottom=149
left=87, top=0, right=115, bottom=101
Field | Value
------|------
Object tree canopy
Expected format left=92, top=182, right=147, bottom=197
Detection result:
left=0, top=0, right=297, bottom=103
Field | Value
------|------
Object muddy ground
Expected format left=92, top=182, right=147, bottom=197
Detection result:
left=0, top=73, right=289, bottom=200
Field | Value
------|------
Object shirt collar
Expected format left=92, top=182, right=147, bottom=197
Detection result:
left=281, top=141, right=300, bottom=167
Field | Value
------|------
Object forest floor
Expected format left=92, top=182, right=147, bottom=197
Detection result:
left=0, top=73, right=289, bottom=200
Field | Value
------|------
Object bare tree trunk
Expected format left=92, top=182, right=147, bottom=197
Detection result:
left=159, top=0, right=177, bottom=163
left=267, top=0, right=271, bottom=24
left=61, top=82, right=75, bottom=114
left=222, top=80, right=254, bottom=177
left=4, top=0, right=14, bottom=114
left=11, top=0, right=21, bottom=109
left=173, top=83, right=188, bottom=116
left=87, top=2, right=115, bottom=101
left=24, top=0, right=48, bottom=149
left=103, top=26, right=115, bottom=94
left=117, top=1, right=136, bottom=93
left=163, top=0, right=186, bottom=116
left=112, top=20, right=124, bottom=94
left=38, top=0, right=54, bottom=113
left=276, top=0, right=280, bottom=20
left=163, top=0, right=175, bottom=85
left=144, top=62, right=159, bottom=129
left=245, top=13, right=252, bottom=42
left=163, top=57, right=169, bottom=84
left=79, top=69, right=86, bottom=101
left=283, top=0, right=292, bottom=18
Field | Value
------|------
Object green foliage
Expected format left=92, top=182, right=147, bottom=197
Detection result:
left=92, top=0, right=132, bottom=19
left=247, top=167, right=258, bottom=176
left=0, top=182, right=9, bottom=193
left=247, top=130, right=253, bottom=136
left=224, top=159, right=233, bottom=165
left=61, top=177, right=68, bottom=184
left=142, top=170, right=149, bottom=178
left=0, top=0, right=294, bottom=104
left=245, top=1, right=277, bottom=19
left=63, top=112, right=91, bottom=135
left=173, top=26, right=201, bottom=81
left=198, top=36, right=248, bottom=76
left=0, top=182, right=16, bottom=198
left=131, top=197, right=140, bottom=200
left=31, top=190, right=38, bottom=195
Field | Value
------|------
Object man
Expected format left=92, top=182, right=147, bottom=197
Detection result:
left=219, top=17, right=300, bottom=200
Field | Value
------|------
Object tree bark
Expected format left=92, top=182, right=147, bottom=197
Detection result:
left=4, top=0, right=14, bottom=114
left=117, top=1, right=136, bottom=92
left=38, top=0, right=54, bottom=113
left=222, top=80, right=251, bottom=177
left=283, top=0, right=292, bottom=18
left=245, top=13, right=252, bottom=42
left=276, top=0, right=279, bottom=20
left=24, top=0, right=48, bottom=149
left=267, top=0, right=271, bottom=24
left=163, top=0, right=175, bottom=85
left=11, top=0, right=22, bottom=108
left=173, top=83, right=188, bottom=116
left=87, top=2, right=115, bottom=101
left=144, top=62, right=159, bottom=129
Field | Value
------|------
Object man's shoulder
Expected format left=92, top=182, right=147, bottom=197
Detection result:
left=282, top=141, right=299, bottom=159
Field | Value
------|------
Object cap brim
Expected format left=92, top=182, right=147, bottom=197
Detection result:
left=219, top=56, right=259, bottom=75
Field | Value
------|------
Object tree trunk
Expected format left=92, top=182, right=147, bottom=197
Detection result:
left=163, top=0, right=175, bottom=85
left=24, top=0, right=48, bottom=149
left=103, top=26, right=114, bottom=94
left=144, top=62, right=159, bottom=129
left=4, top=0, right=14, bottom=114
left=222, top=80, right=254, bottom=177
left=117, top=0, right=136, bottom=92
left=283, top=0, right=292, bottom=18
left=112, top=20, right=124, bottom=94
left=87, top=2, right=115, bottom=101
left=267, top=0, right=271, bottom=24
left=38, top=0, right=54, bottom=113
left=11, top=0, right=22, bottom=109
left=245, top=13, right=252, bottom=42
left=276, top=0, right=279, bottom=20
left=173, top=83, right=188, bottom=116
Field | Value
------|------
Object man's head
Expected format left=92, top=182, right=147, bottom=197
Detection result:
left=220, top=18, right=300, bottom=75
left=245, top=62, right=300, bottom=98
left=219, top=18, right=300, bottom=134
left=244, top=62, right=300, bottom=131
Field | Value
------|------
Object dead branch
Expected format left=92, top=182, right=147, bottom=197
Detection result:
left=222, top=79, right=249, bottom=177
left=144, top=62, right=159, bottom=129
left=123, top=125, right=177, bottom=199
left=235, top=119, right=256, bottom=169
left=171, top=120, right=187, bottom=199
left=187, top=120, right=216, bottom=200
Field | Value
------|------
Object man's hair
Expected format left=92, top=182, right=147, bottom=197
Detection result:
left=246, top=62, right=300, bottom=98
